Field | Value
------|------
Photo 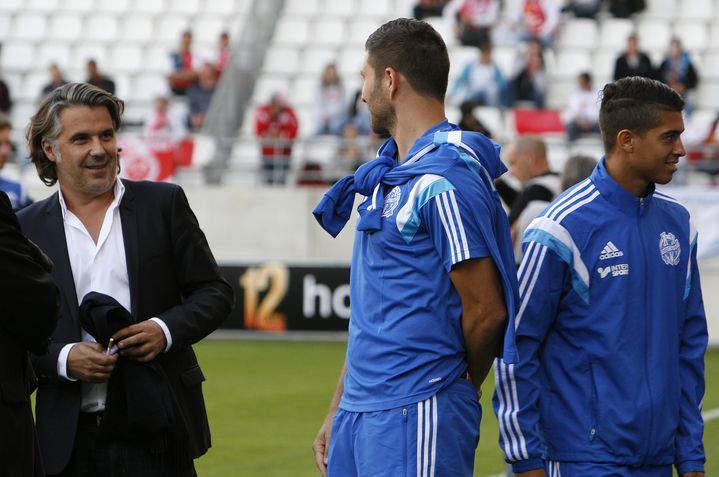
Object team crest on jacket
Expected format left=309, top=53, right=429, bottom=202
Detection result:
left=659, top=231, right=681, bottom=266
left=382, top=186, right=401, bottom=218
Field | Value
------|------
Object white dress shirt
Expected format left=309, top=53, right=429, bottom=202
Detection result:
left=56, top=180, right=172, bottom=412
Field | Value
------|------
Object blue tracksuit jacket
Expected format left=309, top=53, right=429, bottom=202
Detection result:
left=493, top=159, right=708, bottom=475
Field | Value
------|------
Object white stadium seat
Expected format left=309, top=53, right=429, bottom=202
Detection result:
left=263, top=46, right=300, bottom=75
left=0, top=42, right=35, bottom=71
left=313, top=18, right=346, bottom=46
left=26, top=0, right=60, bottom=11
left=0, top=13, right=12, bottom=41
left=193, top=16, right=227, bottom=44
left=253, top=74, right=291, bottom=104
left=20, top=71, right=49, bottom=102
left=299, top=46, right=338, bottom=75
left=36, top=43, right=72, bottom=69
left=48, top=13, right=84, bottom=41
left=285, top=0, right=320, bottom=15
left=166, top=0, right=201, bottom=15
left=274, top=17, right=311, bottom=45
left=637, top=19, right=671, bottom=52
left=129, top=74, right=170, bottom=102
left=558, top=18, right=598, bottom=50
left=348, top=18, right=381, bottom=45
left=205, top=0, right=237, bottom=15
left=109, top=44, right=144, bottom=72
left=155, top=16, right=192, bottom=44
left=11, top=13, right=48, bottom=41
left=120, top=15, right=154, bottom=42
left=678, top=0, right=713, bottom=20
left=698, top=80, right=719, bottom=109
left=336, top=46, right=364, bottom=77
left=598, top=18, right=634, bottom=52
left=554, top=50, right=592, bottom=80
left=702, top=52, right=719, bottom=79
left=84, top=14, right=119, bottom=41
left=71, top=44, right=108, bottom=69
left=129, top=0, right=164, bottom=14
left=673, top=21, right=708, bottom=51
left=322, top=0, right=355, bottom=16
left=643, top=0, right=677, bottom=19
left=357, top=0, right=392, bottom=18
left=0, top=0, right=23, bottom=12
left=289, top=74, right=319, bottom=107
left=95, top=0, right=130, bottom=13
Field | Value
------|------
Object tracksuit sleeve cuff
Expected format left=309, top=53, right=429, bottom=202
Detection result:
left=677, top=460, right=705, bottom=475
left=511, top=458, right=545, bottom=473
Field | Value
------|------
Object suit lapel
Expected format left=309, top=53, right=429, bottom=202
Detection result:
left=41, top=195, right=81, bottom=338
left=119, top=181, right=140, bottom=320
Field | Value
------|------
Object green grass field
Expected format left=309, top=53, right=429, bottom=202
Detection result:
left=193, top=340, right=718, bottom=476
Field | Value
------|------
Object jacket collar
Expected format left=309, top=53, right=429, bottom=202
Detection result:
left=591, top=157, right=654, bottom=215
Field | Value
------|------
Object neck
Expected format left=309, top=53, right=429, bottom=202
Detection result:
left=61, top=183, right=115, bottom=216
left=391, top=98, right=445, bottom=162
left=605, top=153, right=649, bottom=197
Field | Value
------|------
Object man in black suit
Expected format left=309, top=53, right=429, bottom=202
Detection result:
left=0, top=190, right=59, bottom=477
left=18, top=83, right=234, bottom=477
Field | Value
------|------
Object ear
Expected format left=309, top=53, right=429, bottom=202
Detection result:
left=616, top=129, right=635, bottom=154
left=385, top=67, right=399, bottom=100
left=41, top=138, right=58, bottom=163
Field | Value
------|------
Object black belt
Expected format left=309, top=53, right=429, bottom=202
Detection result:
left=78, top=411, right=104, bottom=427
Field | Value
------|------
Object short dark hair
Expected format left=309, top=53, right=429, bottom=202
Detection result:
left=365, top=18, right=449, bottom=102
left=599, top=76, right=684, bottom=153
left=26, top=82, right=124, bottom=186
left=0, top=114, right=10, bottom=131
left=561, top=154, right=597, bottom=191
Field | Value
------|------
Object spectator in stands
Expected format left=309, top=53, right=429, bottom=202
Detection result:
left=449, top=40, right=507, bottom=107
left=659, top=38, right=699, bottom=115
left=565, top=71, right=600, bottom=142
left=504, top=136, right=561, bottom=262
left=40, top=64, right=68, bottom=98
left=315, top=63, right=347, bottom=136
left=346, top=89, right=372, bottom=135
left=0, top=116, right=31, bottom=210
left=512, top=153, right=597, bottom=262
left=561, top=0, right=601, bottom=18
left=255, top=93, right=299, bottom=185
left=458, top=101, right=493, bottom=138
left=413, top=0, right=448, bottom=19
left=215, top=31, right=231, bottom=76
left=508, top=41, right=547, bottom=108
left=85, top=59, right=115, bottom=94
left=0, top=73, right=11, bottom=114
left=608, top=0, right=645, bottom=17
left=443, top=0, right=501, bottom=47
left=187, top=62, right=218, bottom=131
left=167, top=30, right=199, bottom=96
left=337, top=122, right=373, bottom=175
left=613, top=33, right=655, bottom=81
left=144, top=95, right=188, bottom=142
left=511, top=0, right=560, bottom=47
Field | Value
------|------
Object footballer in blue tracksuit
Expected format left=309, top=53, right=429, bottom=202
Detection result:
left=312, top=19, right=519, bottom=477
left=494, top=77, right=708, bottom=477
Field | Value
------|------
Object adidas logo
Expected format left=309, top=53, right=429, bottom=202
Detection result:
left=599, top=241, right=624, bottom=260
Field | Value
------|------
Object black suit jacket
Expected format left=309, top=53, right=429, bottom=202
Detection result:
left=18, top=180, right=234, bottom=475
left=0, top=192, right=59, bottom=477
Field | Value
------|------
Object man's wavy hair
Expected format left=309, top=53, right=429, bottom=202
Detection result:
left=599, top=76, right=683, bottom=153
left=27, top=82, right=124, bottom=186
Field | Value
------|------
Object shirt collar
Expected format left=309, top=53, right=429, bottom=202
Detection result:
left=58, top=179, right=125, bottom=220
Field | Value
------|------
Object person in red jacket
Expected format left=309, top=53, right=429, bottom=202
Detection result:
left=255, top=93, right=299, bottom=185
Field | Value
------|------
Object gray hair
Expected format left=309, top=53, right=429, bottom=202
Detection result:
left=561, top=154, right=598, bottom=191
left=27, top=82, right=124, bottom=186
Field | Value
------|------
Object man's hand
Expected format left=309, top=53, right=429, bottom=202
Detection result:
left=515, top=470, right=547, bottom=477
left=114, top=320, right=167, bottom=362
left=67, top=342, right=118, bottom=382
left=312, top=413, right=335, bottom=476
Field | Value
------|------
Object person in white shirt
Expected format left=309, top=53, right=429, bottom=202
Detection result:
left=18, top=82, right=233, bottom=477
left=565, top=71, right=600, bottom=142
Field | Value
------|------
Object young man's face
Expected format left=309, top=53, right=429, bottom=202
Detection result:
left=41, top=105, right=119, bottom=201
left=361, top=52, right=395, bottom=135
left=628, top=110, right=686, bottom=187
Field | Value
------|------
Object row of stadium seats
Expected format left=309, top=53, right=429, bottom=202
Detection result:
left=0, top=0, right=247, bottom=15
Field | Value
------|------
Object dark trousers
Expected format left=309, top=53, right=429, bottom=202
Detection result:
left=49, top=413, right=196, bottom=477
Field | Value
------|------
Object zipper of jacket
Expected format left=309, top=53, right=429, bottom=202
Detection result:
left=638, top=197, right=654, bottom=463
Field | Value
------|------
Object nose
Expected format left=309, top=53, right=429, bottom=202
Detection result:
left=88, top=136, right=105, bottom=156
left=674, top=137, right=686, bottom=157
